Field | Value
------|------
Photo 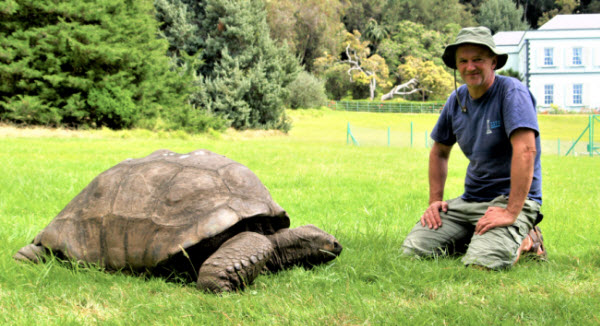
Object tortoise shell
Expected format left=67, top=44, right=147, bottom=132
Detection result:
left=31, top=149, right=289, bottom=269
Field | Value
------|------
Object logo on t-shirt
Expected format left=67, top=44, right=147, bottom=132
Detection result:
left=486, top=119, right=501, bottom=134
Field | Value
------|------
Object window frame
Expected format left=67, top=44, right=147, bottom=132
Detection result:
left=543, top=47, right=554, bottom=66
left=572, top=47, right=583, bottom=66
left=573, top=83, right=583, bottom=105
left=544, top=84, right=554, bottom=105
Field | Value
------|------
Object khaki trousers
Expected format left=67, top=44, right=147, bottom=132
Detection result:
left=402, top=195, right=541, bottom=269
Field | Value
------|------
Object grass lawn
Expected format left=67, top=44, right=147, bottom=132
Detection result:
left=1, top=109, right=599, bottom=325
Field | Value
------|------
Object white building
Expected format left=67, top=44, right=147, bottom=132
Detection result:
left=494, top=14, right=600, bottom=112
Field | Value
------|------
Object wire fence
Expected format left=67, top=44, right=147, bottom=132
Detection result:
left=346, top=122, right=600, bottom=157
left=328, top=101, right=445, bottom=114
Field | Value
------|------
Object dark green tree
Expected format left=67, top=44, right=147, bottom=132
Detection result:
left=0, top=0, right=192, bottom=129
left=265, top=0, right=345, bottom=72
left=154, top=0, right=204, bottom=60
left=514, top=0, right=555, bottom=28
left=477, top=0, right=530, bottom=33
left=341, top=0, right=387, bottom=35
left=195, top=0, right=300, bottom=130
left=581, top=0, right=600, bottom=13
left=378, top=21, right=459, bottom=79
left=382, top=0, right=475, bottom=31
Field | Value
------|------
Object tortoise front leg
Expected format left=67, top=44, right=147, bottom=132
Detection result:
left=197, top=232, right=273, bottom=293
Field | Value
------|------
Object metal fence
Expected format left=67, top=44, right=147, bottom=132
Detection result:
left=328, top=101, right=445, bottom=114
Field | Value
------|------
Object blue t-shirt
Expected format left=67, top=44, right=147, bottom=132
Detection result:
left=431, top=75, right=542, bottom=204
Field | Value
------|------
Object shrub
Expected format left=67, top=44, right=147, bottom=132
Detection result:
left=0, top=0, right=190, bottom=130
left=287, top=71, right=327, bottom=109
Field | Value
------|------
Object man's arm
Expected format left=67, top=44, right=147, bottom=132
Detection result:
left=421, top=141, right=453, bottom=229
left=474, top=128, right=536, bottom=235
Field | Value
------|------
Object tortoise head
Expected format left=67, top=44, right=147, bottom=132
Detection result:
left=266, top=224, right=342, bottom=271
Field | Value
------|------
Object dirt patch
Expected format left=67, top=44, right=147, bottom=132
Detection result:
left=0, top=124, right=96, bottom=138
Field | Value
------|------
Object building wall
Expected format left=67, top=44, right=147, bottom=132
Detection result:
left=495, top=28, right=600, bottom=112
left=528, top=33, right=600, bottom=111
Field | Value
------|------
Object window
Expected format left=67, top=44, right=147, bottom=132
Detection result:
left=544, top=84, right=553, bottom=105
left=544, top=48, right=554, bottom=66
left=573, top=84, right=583, bottom=105
left=572, top=47, right=582, bottom=65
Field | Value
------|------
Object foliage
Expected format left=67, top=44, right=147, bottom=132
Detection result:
left=397, top=56, right=454, bottom=101
left=515, top=0, right=556, bottom=28
left=313, top=56, right=353, bottom=101
left=477, top=0, right=530, bottom=33
left=168, top=0, right=301, bottom=131
left=0, top=0, right=193, bottom=130
left=497, top=67, right=523, bottom=81
left=343, top=31, right=390, bottom=100
left=378, top=21, right=459, bottom=75
left=537, top=0, right=578, bottom=26
left=286, top=71, right=327, bottom=109
left=265, top=0, right=346, bottom=72
left=381, top=0, right=475, bottom=31
left=153, top=0, right=203, bottom=60
left=362, top=18, right=389, bottom=52
left=581, top=0, right=600, bottom=13
left=341, top=0, right=387, bottom=35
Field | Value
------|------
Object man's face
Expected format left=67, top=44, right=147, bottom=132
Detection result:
left=456, top=44, right=497, bottom=94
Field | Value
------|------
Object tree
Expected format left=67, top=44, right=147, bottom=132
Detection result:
left=515, top=0, right=555, bottom=28
left=341, top=0, right=387, bottom=35
left=343, top=31, right=390, bottom=100
left=313, top=53, right=352, bottom=100
left=381, top=0, right=475, bottom=31
left=0, top=0, right=191, bottom=129
left=154, top=0, right=204, bottom=60
left=286, top=71, right=327, bottom=109
left=581, top=0, right=600, bottom=13
left=537, top=0, right=579, bottom=26
left=477, top=0, right=530, bottom=33
left=381, top=78, right=428, bottom=101
left=363, top=18, right=389, bottom=53
left=265, top=0, right=345, bottom=72
left=397, top=56, right=454, bottom=101
left=196, top=0, right=300, bottom=130
left=377, top=21, right=459, bottom=80
left=497, top=68, right=523, bottom=81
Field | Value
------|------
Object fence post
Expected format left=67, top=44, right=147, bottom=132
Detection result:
left=590, top=115, right=594, bottom=157
left=388, top=127, right=390, bottom=146
left=347, top=122, right=350, bottom=145
left=410, top=121, right=413, bottom=148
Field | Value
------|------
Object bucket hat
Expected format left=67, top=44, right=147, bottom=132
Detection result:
left=442, top=26, right=508, bottom=70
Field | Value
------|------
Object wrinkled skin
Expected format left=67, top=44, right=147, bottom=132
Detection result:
left=197, top=224, right=342, bottom=293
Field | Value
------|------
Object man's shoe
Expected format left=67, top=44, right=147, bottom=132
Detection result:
left=515, top=226, right=547, bottom=264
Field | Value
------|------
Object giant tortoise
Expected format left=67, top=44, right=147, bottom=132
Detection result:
left=14, top=149, right=342, bottom=293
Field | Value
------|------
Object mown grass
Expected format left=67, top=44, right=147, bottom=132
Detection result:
left=1, top=110, right=599, bottom=325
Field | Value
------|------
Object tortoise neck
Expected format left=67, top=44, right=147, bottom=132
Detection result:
left=265, top=229, right=308, bottom=272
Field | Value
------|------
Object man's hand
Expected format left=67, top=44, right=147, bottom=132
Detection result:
left=421, top=201, right=448, bottom=229
left=474, top=206, right=518, bottom=235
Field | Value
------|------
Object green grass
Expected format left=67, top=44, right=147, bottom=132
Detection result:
left=1, top=110, right=599, bottom=325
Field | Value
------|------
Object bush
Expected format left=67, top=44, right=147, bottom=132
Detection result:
left=0, top=0, right=191, bottom=130
left=287, top=71, right=327, bottom=109
left=323, top=64, right=353, bottom=101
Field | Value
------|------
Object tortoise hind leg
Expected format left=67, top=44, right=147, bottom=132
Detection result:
left=13, top=244, right=48, bottom=263
left=197, top=232, right=273, bottom=293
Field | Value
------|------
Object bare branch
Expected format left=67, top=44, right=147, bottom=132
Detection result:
left=380, top=78, right=431, bottom=101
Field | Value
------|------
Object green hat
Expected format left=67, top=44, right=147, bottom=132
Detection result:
left=442, top=26, right=508, bottom=70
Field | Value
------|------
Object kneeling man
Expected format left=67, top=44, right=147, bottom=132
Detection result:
left=402, top=26, right=546, bottom=269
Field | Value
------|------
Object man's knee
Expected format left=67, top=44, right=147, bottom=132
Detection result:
left=461, top=227, right=523, bottom=269
left=402, top=228, right=451, bottom=257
